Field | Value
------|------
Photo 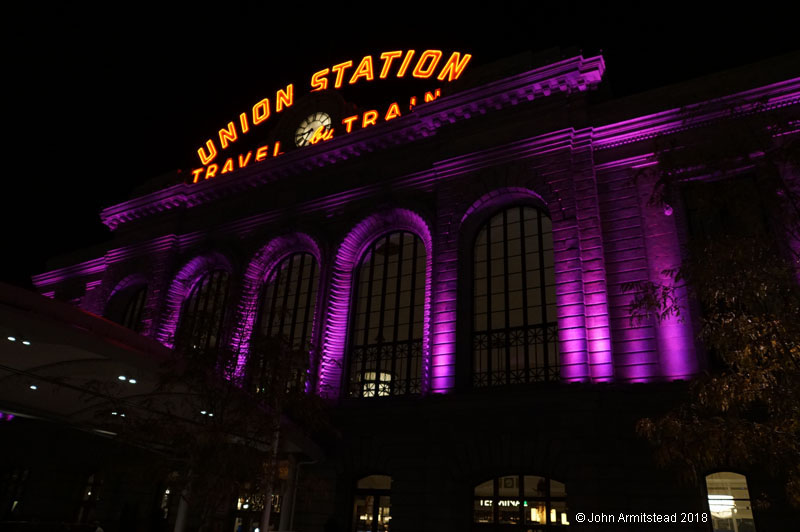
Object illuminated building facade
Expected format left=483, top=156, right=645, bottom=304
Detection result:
left=5, top=50, right=800, bottom=531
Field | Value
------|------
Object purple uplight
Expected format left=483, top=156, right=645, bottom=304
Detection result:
left=156, top=252, right=234, bottom=348
left=229, top=233, right=322, bottom=380
left=320, top=208, right=433, bottom=398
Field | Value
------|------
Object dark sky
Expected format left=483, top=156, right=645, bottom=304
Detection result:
left=3, top=5, right=798, bottom=288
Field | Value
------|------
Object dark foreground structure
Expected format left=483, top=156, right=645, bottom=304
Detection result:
left=2, top=49, right=799, bottom=531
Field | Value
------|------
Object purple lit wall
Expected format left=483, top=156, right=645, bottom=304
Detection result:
left=229, top=233, right=322, bottom=378
left=33, top=58, right=799, bottom=394
left=319, top=209, right=433, bottom=399
left=156, top=252, right=233, bottom=349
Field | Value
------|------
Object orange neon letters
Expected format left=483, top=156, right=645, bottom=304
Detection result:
left=342, top=115, right=359, bottom=133
left=311, top=69, right=329, bottom=92
left=331, top=61, right=353, bottom=89
left=362, top=110, right=379, bottom=128
left=397, top=50, right=415, bottom=78
left=252, top=98, right=271, bottom=125
left=385, top=102, right=401, bottom=121
left=424, top=89, right=441, bottom=102
left=412, top=50, right=443, bottom=79
left=198, top=139, right=217, bottom=165
left=205, top=164, right=218, bottom=180
left=239, top=112, right=249, bottom=134
left=379, top=51, right=403, bottom=79
left=437, top=52, right=472, bottom=82
left=221, top=158, right=234, bottom=174
left=350, top=56, right=375, bottom=84
left=276, top=84, right=294, bottom=112
left=238, top=152, right=252, bottom=168
left=219, top=122, right=237, bottom=149
left=192, top=168, right=204, bottom=183
left=255, top=145, right=269, bottom=162
left=273, top=141, right=284, bottom=157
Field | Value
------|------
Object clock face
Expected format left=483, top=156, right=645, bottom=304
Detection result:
left=295, top=112, right=332, bottom=147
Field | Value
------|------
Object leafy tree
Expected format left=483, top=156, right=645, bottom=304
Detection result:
left=93, top=329, right=331, bottom=531
left=627, top=101, right=800, bottom=507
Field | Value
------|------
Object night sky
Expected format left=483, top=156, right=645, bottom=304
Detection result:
left=3, top=5, right=797, bottom=289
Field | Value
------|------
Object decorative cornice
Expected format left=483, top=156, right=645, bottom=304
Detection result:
left=593, top=77, right=800, bottom=150
left=99, top=56, right=606, bottom=231
left=32, top=258, right=107, bottom=288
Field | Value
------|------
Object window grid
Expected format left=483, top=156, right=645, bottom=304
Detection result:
left=176, top=270, right=230, bottom=355
left=120, top=286, right=147, bottom=333
left=348, top=232, right=424, bottom=397
left=473, top=207, right=558, bottom=387
left=250, top=253, right=319, bottom=392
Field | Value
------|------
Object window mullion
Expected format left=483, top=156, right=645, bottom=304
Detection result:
left=537, top=210, right=550, bottom=379
left=406, top=236, right=420, bottom=391
left=519, top=207, right=531, bottom=383
left=503, top=210, right=511, bottom=385
left=288, top=254, right=306, bottom=347
left=390, top=233, right=405, bottom=395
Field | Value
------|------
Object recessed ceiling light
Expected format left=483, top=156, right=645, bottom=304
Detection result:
left=118, top=375, right=127, bottom=381
left=29, top=385, right=38, bottom=390
left=200, top=410, right=207, bottom=415
left=128, top=378, right=137, bottom=384
left=208, top=413, right=214, bottom=417
left=21, top=340, right=31, bottom=346
left=7, top=336, right=16, bottom=342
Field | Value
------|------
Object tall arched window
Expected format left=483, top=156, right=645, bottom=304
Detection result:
left=472, top=206, right=558, bottom=387
left=106, top=284, right=147, bottom=333
left=348, top=232, right=424, bottom=398
left=249, top=252, right=319, bottom=391
left=175, top=270, right=231, bottom=354
left=705, top=472, right=757, bottom=531
left=473, top=475, right=568, bottom=529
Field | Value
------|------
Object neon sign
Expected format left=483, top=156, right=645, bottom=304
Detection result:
left=191, top=50, right=471, bottom=183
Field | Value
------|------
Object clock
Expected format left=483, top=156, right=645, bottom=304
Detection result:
left=295, top=112, right=332, bottom=147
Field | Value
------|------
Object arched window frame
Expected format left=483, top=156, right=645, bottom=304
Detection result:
left=157, top=252, right=234, bottom=350
left=248, top=251, right=321, bottom=393
left=346, top=231, right=426, bottom=398
left=232, top=233, right=323, bottom=384
left=175, top=269, right=232, bottom=354
left=704, top=471, right=757, bottom=531
left=320, top=209, right=433, bottom=400
left=461, top=202, right=559, bottom=388
left=105, top=274, right=148, bottom=333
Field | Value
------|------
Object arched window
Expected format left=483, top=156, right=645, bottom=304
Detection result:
left=106, top=284, right=147, bottom=333
left=175, top=270, right=231, bottom=354
left=348, top=232, right=424, bottom=398
left=705, top=472, right=757, bottom=531
left=472, top=206, right=558, bottom=387
left=249, top=252, right=319, bottom=391
left=473, top=475, right=568, bottom=529
left=352, top=475, right=391, bottom=532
